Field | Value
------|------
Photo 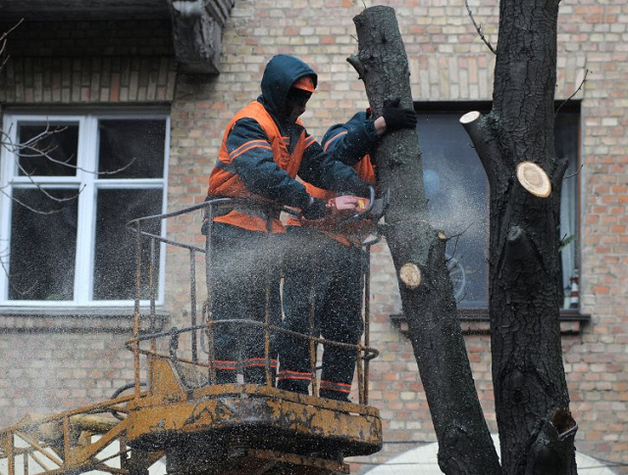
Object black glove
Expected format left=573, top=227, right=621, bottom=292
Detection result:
left=382, top=98, right=417, bottom=132
left=302, top=197, right=329, bottom=220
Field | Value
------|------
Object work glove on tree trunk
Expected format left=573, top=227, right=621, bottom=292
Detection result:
left=382, top=98, right=417, bottom=132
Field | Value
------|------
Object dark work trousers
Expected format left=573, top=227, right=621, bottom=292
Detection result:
left=208, top=222, right=282, bottom=384
left=278, top=226, right=365, bottom=400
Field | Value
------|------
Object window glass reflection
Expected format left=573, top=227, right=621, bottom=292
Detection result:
left=98, top=120, right=166, bottom=179
left=419, top=113, right=489, bottom=308
left=9, top=189, right=78, bottom=300
left=93, top=188, right=162, bottom=300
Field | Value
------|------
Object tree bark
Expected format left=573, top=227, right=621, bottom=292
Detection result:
left=350, top=7, right=501, bottom=475
left=461, top=0, right=578, bottom=473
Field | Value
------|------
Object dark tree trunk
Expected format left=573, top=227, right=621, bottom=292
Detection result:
left=461, top=0, right=578, bottom=474
left=350, top=7, right=501, bottom=475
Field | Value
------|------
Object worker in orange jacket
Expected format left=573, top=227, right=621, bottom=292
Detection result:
left=277, top=104, right=417, bottom=401
left=204, top=54, right=371, bottom=385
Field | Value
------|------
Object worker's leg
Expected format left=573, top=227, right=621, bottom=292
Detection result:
left=241, top=231, right=282, bottom=384
left=319, top=243, right=364, bottom=401
left=277, top=227, right=329, bottom=394
left=208, top=222, right=252, bottom=383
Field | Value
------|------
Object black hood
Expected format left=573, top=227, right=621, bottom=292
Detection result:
left=259, top=54, right=318, bottom=121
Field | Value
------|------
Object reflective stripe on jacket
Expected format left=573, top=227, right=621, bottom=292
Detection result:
left=208, top=101, right=308, bottom=233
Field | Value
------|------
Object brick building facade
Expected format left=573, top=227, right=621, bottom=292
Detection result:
left=0, top=0, right=626, bottom=472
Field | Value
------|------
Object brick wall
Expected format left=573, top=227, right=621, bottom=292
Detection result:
left=0, top=20, right=176, bottom=104
left=1, top=0, right=627, bottom=472
left=168, top=0, right=627, bottom=470
left=0, top=330, right=135, bottom=425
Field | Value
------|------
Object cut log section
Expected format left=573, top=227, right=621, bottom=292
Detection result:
left=516, top=161, right=552, bottom=198
left=459, top=111, right=481, bottom=125
left=399, top=263, right=422, bottom=288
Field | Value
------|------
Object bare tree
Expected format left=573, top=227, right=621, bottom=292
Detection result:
left=349, top=7, right=500, bottom=475
left=351, top=4, right=576, bottom=475
left=461, top=0, right=578, bottom=472
left=0, top=21, right=78, bottom=216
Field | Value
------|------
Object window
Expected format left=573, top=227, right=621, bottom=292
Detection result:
left=417, top=103, right=580, bottom=310
left=0, top=111, right=169, bottom=306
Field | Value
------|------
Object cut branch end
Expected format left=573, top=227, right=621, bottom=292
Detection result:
left=346, top=54, right=365, bottom=79
left=459, top=111, right=481, bottom=125
left=399, top=263, right=422, bottom=289
left=516, top=161, right=552, bottom=198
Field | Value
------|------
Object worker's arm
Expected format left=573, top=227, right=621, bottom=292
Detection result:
left=321, top=111, right=381, bottom=166
left=297, top=134, right=371, bottom=197
left=322, top=106, right=417, bottom=165
left=227, top=118, right=310, bottom=209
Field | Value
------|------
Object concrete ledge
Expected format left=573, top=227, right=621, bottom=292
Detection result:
left=390, top=310, right=590, bottom=336
left=0, top=307, right=169, bottom=333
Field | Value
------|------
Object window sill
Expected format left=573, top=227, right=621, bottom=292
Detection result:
left=390, top=309, right=590, bottom=336
left=0, top=306, right=169, bottom=333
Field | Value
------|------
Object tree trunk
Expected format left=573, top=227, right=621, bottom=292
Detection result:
left=461, top=0, right=578, bottom=474
left=350, top=7, right=501, bottom=475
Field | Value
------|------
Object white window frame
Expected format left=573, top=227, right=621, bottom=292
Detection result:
left=0, top=109, right=170, bottom=307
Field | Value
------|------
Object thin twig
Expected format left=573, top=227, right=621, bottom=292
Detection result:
left=447, top=222, right=474, bottom=244
left=3, top=123, right=137, bottom=175
left=0, top=54, right=10, bottom=71
left=0, top=250, right=39, bottom=297
left=0, top=188, right=68, bottom=215
left=563, top=163, right=583, bottom=179
left=555, top=68, right=589, bottom=117
left=11, top=155, right=84, bottom=203
left=0, top=19, right=24, bottom=44
left=465, top=0, right=497, bottom=55
left=0, top=19, right=24, bottom=72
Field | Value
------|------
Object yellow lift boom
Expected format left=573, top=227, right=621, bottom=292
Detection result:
left=0, top=200, right=382, bottom=475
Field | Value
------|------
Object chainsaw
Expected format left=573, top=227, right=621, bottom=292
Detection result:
left=300, top=186, right=389, bottom=232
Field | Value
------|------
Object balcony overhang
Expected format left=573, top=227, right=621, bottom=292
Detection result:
left=0, top=0, right=235, bottom=74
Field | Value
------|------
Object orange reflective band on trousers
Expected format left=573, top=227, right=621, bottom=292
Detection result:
left=214, top=359, right=237, bottom=371
left=243, top=357, right=278, bottom=369
left=320, top=380, right=352, bottom=394
left=277, top=370, right=312, bottom=382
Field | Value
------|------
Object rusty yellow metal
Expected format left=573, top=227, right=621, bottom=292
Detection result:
left=0, top=201, right=384, bottom=474
left=227, top=448, right=350, bottom=475
left=6, top=431, right=14, bottom=475
left=126, top=361, right=382, bottom=461
left=13, top=431, right=63, bottom=466
left=128, top=392, right=381, bottom=449
left=65, top=419, right=127, bottom=467
left=150, top=357, right=185, bottom=395
left=0, top=358, right=381, bottom=475
left=0, top=396, right=147, bottom=475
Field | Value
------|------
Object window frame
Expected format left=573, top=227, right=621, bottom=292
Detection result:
left=0, top=108, right=170, bottom=308
left=395, top=101, right=588, bottom=330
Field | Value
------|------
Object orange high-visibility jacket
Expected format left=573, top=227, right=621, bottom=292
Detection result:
left=208, top=101, right=311, bottom=233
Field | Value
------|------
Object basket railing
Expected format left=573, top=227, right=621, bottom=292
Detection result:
left=125, top=198, right=380, bottom=405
